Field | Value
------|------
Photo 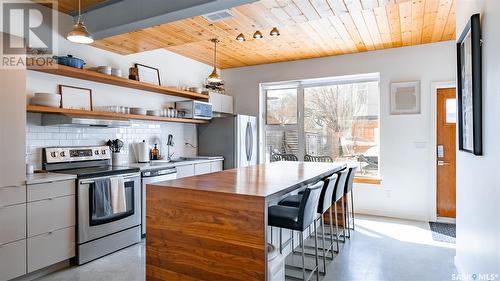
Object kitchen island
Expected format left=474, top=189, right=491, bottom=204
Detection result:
left=146, top=161, right=345, bottom=281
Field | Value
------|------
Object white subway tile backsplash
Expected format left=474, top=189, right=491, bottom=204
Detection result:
left=26, top=113, right=197, bottom=170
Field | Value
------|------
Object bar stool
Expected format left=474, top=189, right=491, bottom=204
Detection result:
left=332, top=168, right=350, bottom=246
left=268, top=181, right=324, bottom=281
left=278, top=173, right=339, bottom=274
left=343, top=166, right=358, bottom=238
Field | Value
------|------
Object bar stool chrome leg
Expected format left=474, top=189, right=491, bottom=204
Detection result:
left=329, top=207, right=337, bottom=254
left=334, top=203, right=340, bottom=250
left=351, top=191, right=355, bottom=231
left=300, top=231, right=305, bottom=280
left=313, top=219, right=320, bottom=281
left=320, top=215, right=327, bottom=274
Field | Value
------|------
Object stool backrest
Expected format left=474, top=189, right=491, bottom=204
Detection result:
left=304, top=155, right=333, bottom=162
left=344, top=166, right=358, bottom=194
left=333, top=169, right=349, bottom=202
left=317, top=173, right=339, bottom=214
left=298, top=181, right=324, bottom=230
left=271, top=153, right=298, bottom=162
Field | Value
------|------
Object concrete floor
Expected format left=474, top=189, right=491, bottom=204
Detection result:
left=37, top=215, right=456, bottom=281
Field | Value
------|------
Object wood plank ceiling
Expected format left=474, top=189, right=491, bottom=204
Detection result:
left=36, top=0, right=107, bottom=14
left=91, top=0, right=456, bottom=69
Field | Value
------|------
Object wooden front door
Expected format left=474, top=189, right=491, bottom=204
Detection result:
left=436, top=88, right=457, bottom=218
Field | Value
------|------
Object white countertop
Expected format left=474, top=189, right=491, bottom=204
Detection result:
left=128, top=156, right=224, bottom=171
left=26, top=172, right=77, bottom=185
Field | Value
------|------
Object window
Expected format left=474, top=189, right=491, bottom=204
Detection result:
left=262, top=75, right=380, bottom=178
left=266, top=88, right=297, bottom=125
left=445, top=98, right=457, bottom=123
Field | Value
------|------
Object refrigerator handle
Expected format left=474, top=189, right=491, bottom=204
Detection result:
left=245, top=121, right=253, bottom=161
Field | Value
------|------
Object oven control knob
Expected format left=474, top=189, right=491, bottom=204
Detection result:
left=95, top=150, right=99, bottom=155
left=60, top=151, right=66, bottom=157
left=50, top=152, right=57, bottom=158
left=101, top=150, right=106, bottom=155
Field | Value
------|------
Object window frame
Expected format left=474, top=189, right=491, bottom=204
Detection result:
left=260, top=74, right=381, bottom=180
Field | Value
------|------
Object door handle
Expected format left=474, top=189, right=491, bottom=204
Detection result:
left=437, top=161, right=450, bottom=166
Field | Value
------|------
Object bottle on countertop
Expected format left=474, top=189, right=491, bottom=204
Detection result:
left=150, top=144, right=159, bottom=160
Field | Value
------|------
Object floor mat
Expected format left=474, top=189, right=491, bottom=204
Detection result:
left=429, top=222, right=456, bottom=243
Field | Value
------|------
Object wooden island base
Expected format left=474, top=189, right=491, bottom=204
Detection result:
left=146, top=162, right=345, bottom=281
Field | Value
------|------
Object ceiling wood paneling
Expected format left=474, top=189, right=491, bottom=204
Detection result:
left=36, top=0, right=107, bottom=14
left=91, top=0, right=456, bottom=69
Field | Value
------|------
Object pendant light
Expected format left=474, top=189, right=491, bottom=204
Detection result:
left=236, top=33, right=246, bottom=42
left=270, top=27, right=280, bottom=37
left=207, top=38, right=221, bottom=83
left=253, top=30, right=263, bottom=39
left=66, top=0, right=94, bottom=44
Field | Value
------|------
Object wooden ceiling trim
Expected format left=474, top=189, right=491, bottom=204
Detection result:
left=421, top=0, right=440, bottom=43
left=373, top=6, right=394, bottom=48
left=411, top=0, right=425, bottom=45
left=431, top=0, right=453, bottom=42
left=309, top=0, right=335, bottom=18
left=386, top=3, right=403, bottom=47
left=398, top=1, right=412, bottom=46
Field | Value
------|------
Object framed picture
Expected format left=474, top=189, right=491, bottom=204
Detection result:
left=135, top=63, right=161, bottom=85
left=390, top=81, right=421, bottom=115
left=59, top=85, right=93, bottom=111
left=457, top=13, right=482, bottom=155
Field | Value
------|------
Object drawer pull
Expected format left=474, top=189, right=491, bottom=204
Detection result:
left=47, top=231, right=54, bottom=235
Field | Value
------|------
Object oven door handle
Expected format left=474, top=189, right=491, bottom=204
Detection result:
left=79, top=173, right=139, bottom=185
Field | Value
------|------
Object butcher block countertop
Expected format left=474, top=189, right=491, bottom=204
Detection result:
left=146, top=161, right=345, bottom=281
left=151, top=161, right=345, bottom=199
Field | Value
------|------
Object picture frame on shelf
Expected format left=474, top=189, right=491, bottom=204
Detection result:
left=390, top=81, right=421, bottom=115
left=135, top=63, right=161, bottom=85
left=59, top=85, right=93, bottom=111
left=457, top=13, right=482, bottom=155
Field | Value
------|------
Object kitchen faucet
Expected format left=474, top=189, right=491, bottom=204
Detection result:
left=166, top=134, right=174, bottom=161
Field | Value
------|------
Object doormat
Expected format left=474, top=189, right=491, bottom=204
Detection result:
left=429, top=222, right=456, bottom=244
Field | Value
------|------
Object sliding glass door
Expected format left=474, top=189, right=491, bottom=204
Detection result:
left=262, top=75, right=380, bottom=178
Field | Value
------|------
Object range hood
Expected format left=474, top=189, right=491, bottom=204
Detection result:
left=42, top=114, right=130, bottom=128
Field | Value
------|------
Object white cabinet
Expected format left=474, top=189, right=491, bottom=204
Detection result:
left=27, top=226, right=75, bottom=273
left=176, top=164, right=195, bottom=179
left=194, top=162, right=211, bottom=175
left=210, top=160, right=223, bottom=172
left=0, top=185, right=26, bottom=207
left=0, top=33, right=26, bottom=188
left=27, top=195, right=75, bottom=237
left=209, top=92, right=233, bottom=114
left=0, top=240, right=26, bottom=281
left=28, top=180, right=75, bottom=202
left=0, top=204, right=26, bottom=245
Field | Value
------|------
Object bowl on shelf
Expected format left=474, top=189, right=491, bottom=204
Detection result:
left=97, top=66, right=112, bottom=75
left=30, top=93, right=61, bottom=107
left=130, top=107, right=146, bottom=115
left=111, top=68, right=122, bottom=77
left=146, top=110, right=161, bottom=117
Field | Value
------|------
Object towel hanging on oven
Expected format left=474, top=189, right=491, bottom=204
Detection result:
left=110, top=176, right=127, bottom=214
left=93, top=178, right=113, bottom=217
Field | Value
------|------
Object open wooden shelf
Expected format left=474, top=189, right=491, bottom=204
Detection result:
left=27, top=63, right=208, bottom=100
left=27, top=105, right=209, bottom=124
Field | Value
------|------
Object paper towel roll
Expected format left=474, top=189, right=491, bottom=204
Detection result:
left=136, top=140, right=150, bottom=163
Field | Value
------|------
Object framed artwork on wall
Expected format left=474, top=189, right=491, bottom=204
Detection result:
left=390, top=81, right=421, bottom=115
left=59, top=85, right=93, bottom=111
left=135, top=63, right=161, bottom=86
left=457, top=13, right=482, bottom=155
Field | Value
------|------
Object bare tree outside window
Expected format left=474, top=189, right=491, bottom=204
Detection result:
left=304, top=82, right=379, bottom=177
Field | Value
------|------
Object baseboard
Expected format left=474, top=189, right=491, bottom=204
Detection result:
left=436, top=217, right=456, bottom=224
left=13, top=260, right=71, bottom=281
left=355, top=209, right=430, bottom=222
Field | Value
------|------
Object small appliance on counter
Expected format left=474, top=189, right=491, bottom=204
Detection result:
left=135, top=140, right=150, bottom=163
left=175, top=100, right=213, bottom=120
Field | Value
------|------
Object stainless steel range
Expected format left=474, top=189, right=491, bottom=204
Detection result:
left=42, top=146, right=141, bottom=265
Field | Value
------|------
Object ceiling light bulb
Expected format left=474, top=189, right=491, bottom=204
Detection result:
left=236, top=33, right=246, bottom=42
left=270, top=27, right=280, bottom=37
left=253, top=30, right=263, bottom=39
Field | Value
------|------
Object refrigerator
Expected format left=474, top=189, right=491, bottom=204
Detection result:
left=197, top=115, right=257, bottom=170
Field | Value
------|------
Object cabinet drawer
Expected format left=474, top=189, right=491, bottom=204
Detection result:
left=28, top=180, right=74, bottom=202
left=0, top=203, right=26, bottom=245
left=0, top=239, right=26, bottom=281
left=0, top=185, right=26, bottom=207
left=176, top=164, right=195, bottom=179
left=28, top=195, right=75, bottom=237
left=28, top=226, right=75, bottom=273
left=210, top=161, right=223, bottom=172
left=194, top=162, right=212, bottom=175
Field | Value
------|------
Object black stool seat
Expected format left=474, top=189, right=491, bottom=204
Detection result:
left=279, top=194, right=302, bottom=208
left=268, top=205, right=301, bottom=231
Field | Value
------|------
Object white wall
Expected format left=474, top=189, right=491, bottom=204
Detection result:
left=455, top=0, right=500, bottom=275
left=222, top=41, right=456, bottom=222
left=23, top=5, right=212, bottom=165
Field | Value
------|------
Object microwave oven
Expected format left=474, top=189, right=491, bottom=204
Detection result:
left=175, top=100, right=213, bottom=120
